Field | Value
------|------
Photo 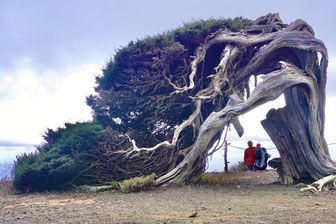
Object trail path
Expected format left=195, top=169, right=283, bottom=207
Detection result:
left=1, top=171, right=336, bottom=223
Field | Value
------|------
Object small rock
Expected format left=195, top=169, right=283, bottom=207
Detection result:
left=189, top=209, right=198, bottom=218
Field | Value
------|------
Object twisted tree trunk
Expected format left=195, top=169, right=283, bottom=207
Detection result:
left=262, top=87, right=336, bottom=184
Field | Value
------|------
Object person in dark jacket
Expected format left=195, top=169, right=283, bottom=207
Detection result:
left=244, top=141, right=256, bottom=171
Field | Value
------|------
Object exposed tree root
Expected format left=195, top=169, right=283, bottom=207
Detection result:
left=300, top=175, right=336, bottom=193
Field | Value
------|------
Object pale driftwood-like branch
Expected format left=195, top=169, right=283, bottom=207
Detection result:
left=167, top=46, right=206, bottom=94
left=212, top=45, right=239, bottom=95
left=125, top=100, right=202, bottom=156
left=300, top=175, right=336, bottom=193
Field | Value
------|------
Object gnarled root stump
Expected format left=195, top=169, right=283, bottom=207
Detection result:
left=268, top=157, right=285, bottom=183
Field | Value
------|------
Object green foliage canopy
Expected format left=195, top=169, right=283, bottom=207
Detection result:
left=13, top=122, right=108, bottom=192
left=87, top=17, right=249, bottom=148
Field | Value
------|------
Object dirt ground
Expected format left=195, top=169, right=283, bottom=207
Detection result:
left=1, top=170, right=336, bottom=224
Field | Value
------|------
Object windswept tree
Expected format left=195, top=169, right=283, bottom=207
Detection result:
left=87, top=13, right=336, bottom=185
left=15, top=13, right=336, bottom=192
left=41, top=13, right=331, bottom=187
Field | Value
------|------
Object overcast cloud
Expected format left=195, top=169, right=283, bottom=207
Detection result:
left=0, top=61, right=100, bottom=144
left=0, top=0, right=335, bottom=148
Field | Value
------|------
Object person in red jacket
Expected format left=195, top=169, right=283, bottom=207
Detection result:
left=244, top=140, right=256, bottom=171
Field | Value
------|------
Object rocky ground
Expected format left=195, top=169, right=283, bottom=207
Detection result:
left=1, top=171, right=336, bottom=223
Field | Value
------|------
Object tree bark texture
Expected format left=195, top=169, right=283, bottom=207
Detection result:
left=262, top=87, right=336, bottom=184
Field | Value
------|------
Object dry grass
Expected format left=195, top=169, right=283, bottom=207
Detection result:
left=229, top=161, right=248, bottom=172
left=119, top=173, right=157, bottom=193
left=198, top=171, right=255, bottom=185
left=0, top=176, right=14, bottom=196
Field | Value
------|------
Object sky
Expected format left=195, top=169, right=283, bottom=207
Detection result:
left=0, top=0, right=335, bottom=162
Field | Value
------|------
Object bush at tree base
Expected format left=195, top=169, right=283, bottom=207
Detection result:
left=13, top=122, right=108, bottom=192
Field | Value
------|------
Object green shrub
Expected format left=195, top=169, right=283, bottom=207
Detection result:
left=199, top=174, right=220, bottom=185
left=40, top=122, right=105, bottom=154
left=13, top=152, right=77, bottom=192
left=111, top=181, right=120, bottom=190
left=119, top=174, right=157, bottom=193
left=13, top=122, right=107, bottom=192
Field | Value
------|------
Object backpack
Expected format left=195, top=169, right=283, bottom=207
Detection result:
left=262, top=147, right=269, bottom=160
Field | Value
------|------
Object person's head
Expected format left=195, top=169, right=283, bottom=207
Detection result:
left=247, top=141, right=253, bottom=148
left=256, top=143, right=261, bottom=150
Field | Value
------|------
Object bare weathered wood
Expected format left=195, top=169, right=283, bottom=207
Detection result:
left=224, top=140, right=229, bottom=172
left=300, top=175, right=336, bottom=193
